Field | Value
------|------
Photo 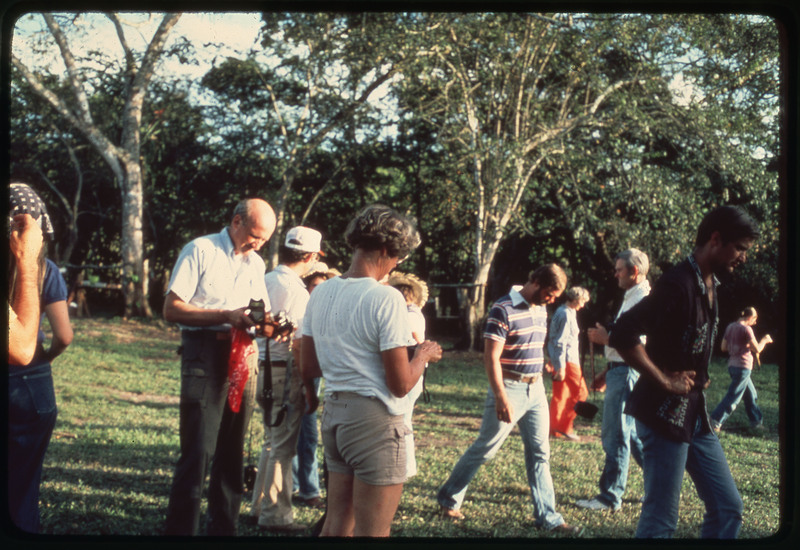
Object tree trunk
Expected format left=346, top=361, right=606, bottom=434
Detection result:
left=458, top=283, right=487, bottom=351
left=121, top=160, right=152, bottom=317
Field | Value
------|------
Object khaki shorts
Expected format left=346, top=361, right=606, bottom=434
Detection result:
left=321, top=392, right=411, bottom=486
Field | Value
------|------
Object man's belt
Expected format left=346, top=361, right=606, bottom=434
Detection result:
left=181, top=329, right=231, bottom=341
left=270, top=361, right=288, bottom=368
left=502, top=370, right=541, bottom=384
left=607, top=361, right=628, bottom=370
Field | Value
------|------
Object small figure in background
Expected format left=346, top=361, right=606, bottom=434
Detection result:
left=388, top=272, right=428, bottom=345
left=710, top=307, right=773, bottom=433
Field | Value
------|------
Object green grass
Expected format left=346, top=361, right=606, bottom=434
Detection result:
left=32, top=318, right=782, bottom=539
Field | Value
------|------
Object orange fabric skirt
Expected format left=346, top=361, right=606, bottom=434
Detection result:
left=549, top=362, right=589, bottom=436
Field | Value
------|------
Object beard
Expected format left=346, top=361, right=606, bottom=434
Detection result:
left=712, top=261, right=740, bottom=283
left=713, top=253, right=747, bottom=279
left=529, top=288, right=548, bottom=305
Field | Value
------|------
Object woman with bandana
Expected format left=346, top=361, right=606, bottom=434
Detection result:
left=8, top=183, right=73, bottom=533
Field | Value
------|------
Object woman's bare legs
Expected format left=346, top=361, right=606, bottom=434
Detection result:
left=353, top=477, right=404, bottom=536
left=320, top=470, right=404, bottom=537
left=320, top=471, right=355, bottom=536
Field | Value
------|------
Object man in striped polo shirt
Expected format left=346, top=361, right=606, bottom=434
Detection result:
left=436, top=264, right=581, bottom=535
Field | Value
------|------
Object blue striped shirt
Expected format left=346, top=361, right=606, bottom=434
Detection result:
left=483, top=286, right=548, bottom=374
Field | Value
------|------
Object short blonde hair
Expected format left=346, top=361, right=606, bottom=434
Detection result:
left=565, top=286, right=590, bottom=303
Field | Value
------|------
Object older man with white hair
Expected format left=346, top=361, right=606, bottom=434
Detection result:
left=576, top=248, right=649, bottom=511
left=163, top=198, right=277, bottom=536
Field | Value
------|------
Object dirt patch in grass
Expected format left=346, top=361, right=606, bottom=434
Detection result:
left=111, top=389, right=179, bottom=406
left=73, top=318, right=179, bottom=343
left=110, top=320, right=179, bottom=344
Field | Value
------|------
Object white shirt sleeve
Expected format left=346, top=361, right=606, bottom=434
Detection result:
left=166, top=241, right=202, bottom=303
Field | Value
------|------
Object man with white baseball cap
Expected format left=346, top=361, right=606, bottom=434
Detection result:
left=253, top=226, right=324, bottom=532
left=284, top=226, right=325, bottom=256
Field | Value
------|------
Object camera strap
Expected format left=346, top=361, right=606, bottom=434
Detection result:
left=260, top=344, right=287, bottom=427
left=408, top=344, right=432, bottom=403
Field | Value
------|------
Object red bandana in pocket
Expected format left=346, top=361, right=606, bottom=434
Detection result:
left=227, top=328, right=257, bottom=412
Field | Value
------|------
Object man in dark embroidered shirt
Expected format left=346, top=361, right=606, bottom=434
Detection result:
left=609, top=205, right=759, bottom=538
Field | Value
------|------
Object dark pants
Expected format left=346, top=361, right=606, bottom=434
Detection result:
left=8, top=363, right=58, bottom=533
left=164, top=331, right=256, bottom=536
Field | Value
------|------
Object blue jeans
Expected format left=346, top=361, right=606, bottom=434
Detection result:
left=8, top=363, right=58, bottom=533
left=596, top=366, right=643, bottom=509
left=292, top=377, right=321, bottom=499
left=636, top=419, right=742, bottom=538
left=710, top=367, right=763, bottom=428
left=437, top=379, right=565, bottom=529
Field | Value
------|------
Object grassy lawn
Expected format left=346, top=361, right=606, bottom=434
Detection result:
left=31, top=317, right=782, bottom=539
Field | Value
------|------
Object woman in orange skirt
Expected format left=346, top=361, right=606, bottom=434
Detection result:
left=548, top=287, right=590, bottom=441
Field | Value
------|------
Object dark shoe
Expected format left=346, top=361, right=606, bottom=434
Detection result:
left=575, top=498, right=614, bottom=512
left=243, top=514, right=259, bottom=526
left=550, top=523, right=584, bottom=536
left=439, top=506, right=465, bottom=520
left=554, top=430, right=581, bottom=442
left=301, top=496, right=325, bottom=509
left=259, top=523, right=308, bottom=534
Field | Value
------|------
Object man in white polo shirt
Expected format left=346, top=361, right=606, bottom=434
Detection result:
left=254, top=226, right=324, bottom=533
left=163, top=198, right=276, bottom=536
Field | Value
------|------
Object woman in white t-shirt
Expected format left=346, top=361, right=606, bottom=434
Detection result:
left=301, top=204, right=442, bottom=537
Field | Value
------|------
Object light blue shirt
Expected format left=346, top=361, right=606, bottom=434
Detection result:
left=547, top=303, right=580, bottom=371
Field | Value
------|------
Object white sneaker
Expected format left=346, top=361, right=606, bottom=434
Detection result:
left=575, top=498, right=613, bottom=511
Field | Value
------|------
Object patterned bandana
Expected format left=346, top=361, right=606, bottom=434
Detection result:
left=8, top=183, right=54, bottom=235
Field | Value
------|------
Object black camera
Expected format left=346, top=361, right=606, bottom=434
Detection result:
left=247, top=299, right=266, bottom=326
left=272, top=310, right=297, bottom=335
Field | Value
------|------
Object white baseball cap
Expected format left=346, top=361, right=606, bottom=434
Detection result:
left=285, top=226, right=324, bottom=255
